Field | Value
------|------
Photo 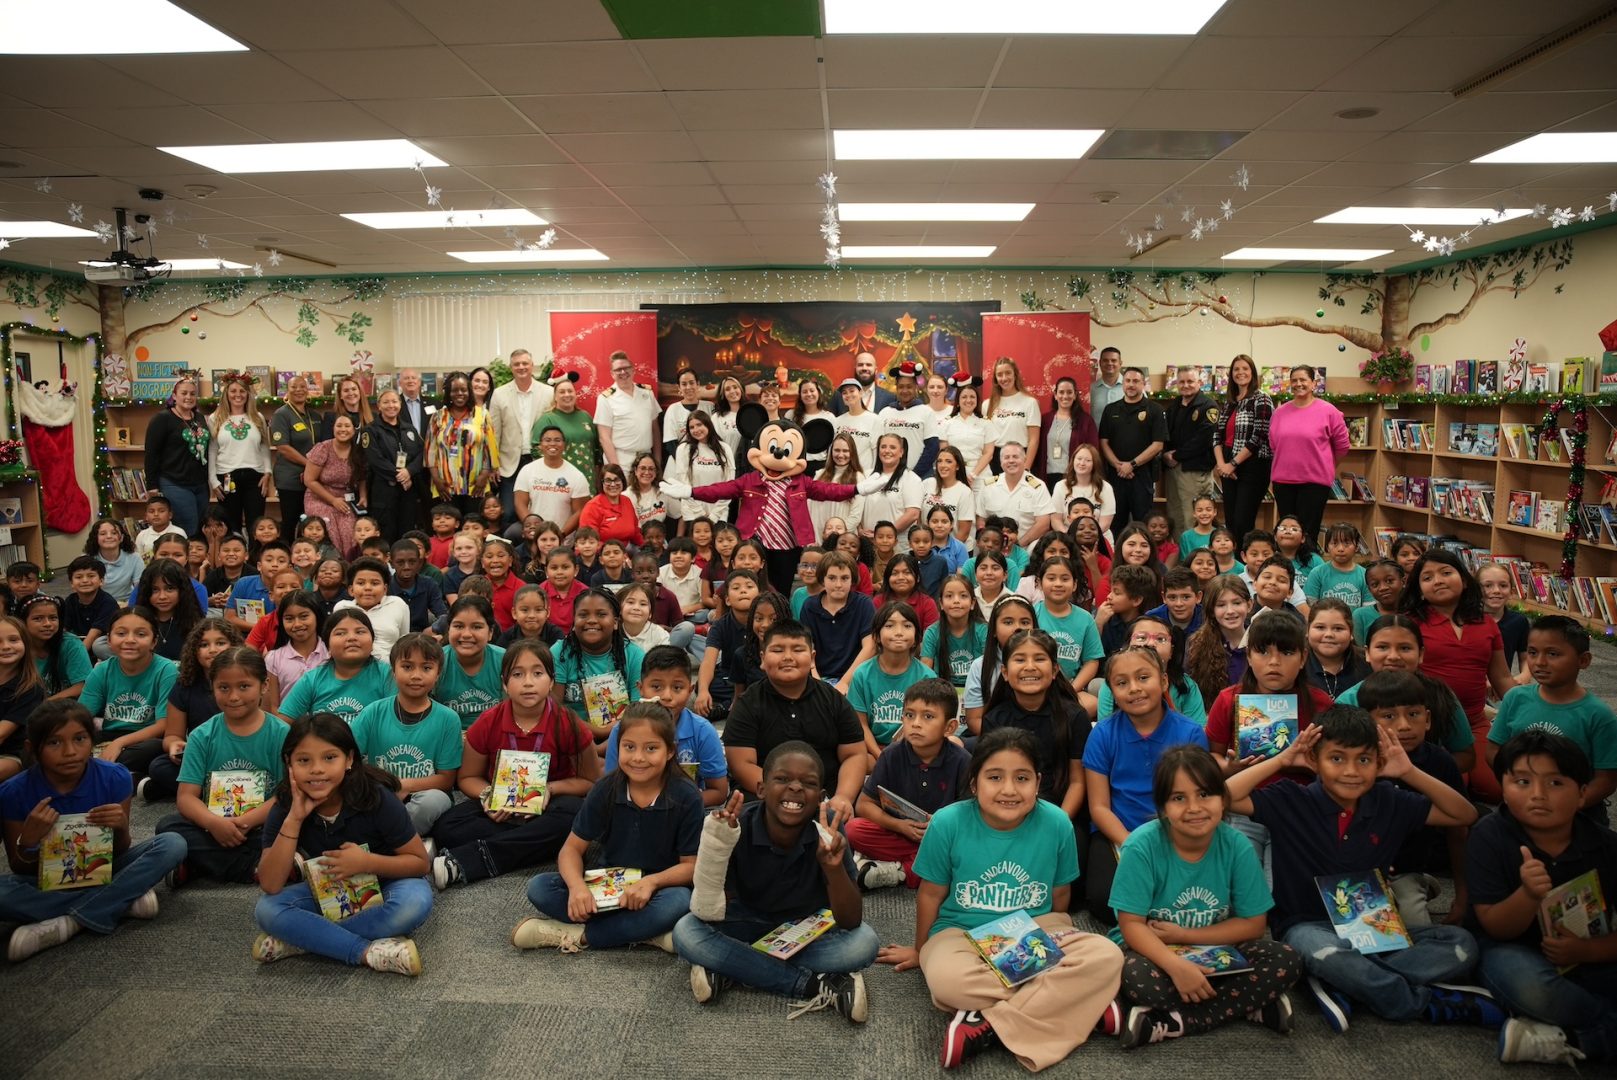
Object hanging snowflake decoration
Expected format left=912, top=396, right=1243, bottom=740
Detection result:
left=1579, top=205, right=1597, bottom=223
left=163, top=207, right=177, bottom=226
left=1408, top=230, right=1426, bottom=245
left=1456, top=229, right=1472, bottom=245
left=197, top=234, right=210, bottom=249
left=67, top=202, right=84, bottom=223
left=1220, top=199, right=1233, bottom=221
left=1609, top=192, right=1617, bottom=213
left=1532, top=204, right=1548, bottom=219
left=425, top=184, right=442, bottom=207
left=34, top=177, right=51, bottom=194
left=1549, top=207, right=1574, bottom=228
left=252, top=262, right=264, bottom=278
left=1232, top=165, right=1250, bottom=191
left=0, top=239, right=11, bottom=252
left=1180, top=206, right=1194, bottom=223
left=121, top=224, right=138, bottom=242
left=93, top=220, right=114, bottom=245
left=1152, top=213, right=1164, bottom=231
left=1188, top=221, right=1205, bottom=242
left=538, top=228, right=557, bottom=248
left=817, top=172, right=837, bottom=200
left=267, top=249, right=283, bottom=267
left=1205, top=217, right=1219, bottom=233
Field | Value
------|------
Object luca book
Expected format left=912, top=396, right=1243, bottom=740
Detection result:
left=207, top=769, right=266, bottom=818
left=753, top=908, right=836, bottom=959
left=1236, top=694, right=1299, bottom=759
left=585, top=867, right=643, bottom=911
left=304, top=845, right=383, bottom=921
left=968, top=909, right=1066, bottom=988
left=39, top=813, right=113, bottom=891
left=485, top=750, right=550, bottom=815
left=1171, top=944, right=1252, bottom=976
left=877, top=785, right=931, bottom=823
left=1315, top=870, right=1412, bottom=954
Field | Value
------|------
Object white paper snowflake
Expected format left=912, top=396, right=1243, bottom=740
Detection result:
left=1532, top=204, right=1548, bottom=219
left=1437, top=238, right=1456, bottom=257
left=1152, top=214, right=1164, bottom=231
left=146, top=220, right=158, bottom=238
left=0, top=239, right=11, bottom=251
left=1457, top=229, right=1472, bottom=245
left=1549, top=207, right=1574, bottom=228
left=1491, top=204, right=1508, bottom=221
left=1220, top=199, right=1233, bottom=220
left=67, top=202, right=84, bottom=223
left=1409, top=230, right=1427, bottom=245
left=825, top=245, right=840, bottom=268
left=121, top=224, right=138, bottom=241
left=819, top=222, right=840, bottom=243
left=425, top=184, right=442, bottom=207
left=1205, top=217, right=1219, bottom=233
left=1131, top=234, right=1147, bottom=254
left=1579, top=205, right=1596, bottom=223
left=34, top=177, right=51, bottom=194
left=1424, top=236, right=1441, bottom=252
left=252, top=262, right=264, bottom=278
left=1180, top=206, right=1194, bottom=223
left=817, top=172, right=837, bottom=200
left=1609, top=192, right=1617, bottom=214
left=197, top=234, right=210, bottom=249
left=1232, top=165, right=1250, bottom=191
left=1188, top=221, right=1205, bottom=242
left=537, top=228, right=556, bottom=249
left=163, top=207, right=177, bottom=226
left=267, top=249, right=283, bottom=267
left=93, top=220, right=113, bottom=244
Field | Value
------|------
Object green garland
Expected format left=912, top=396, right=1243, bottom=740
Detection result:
left=1142, top=389, right=1617, bottom=407
left=1533, top=395, right=1591, bottom=580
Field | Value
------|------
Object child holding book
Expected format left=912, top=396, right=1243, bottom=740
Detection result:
left=515, top=701, right=704, bottom=953
left=1353, top=559, right=1405, bottom=644
left=157, top=647, right=290, bottom=885
left=429, top=640, right=600, bottom=888
left=877, top=727, right=1124, bottom=1070
left=1485, top=615, right=1617, bottom=817
left=19, top=595, right=90, bottom=701
left=1305, top=523, right=1368, bottom=608
left=0, top=616, right=45, bottom=782
left=433, top=595, right=506, bottom=730
left=0, top=700, right=186, bottom=961
left=1225, top=708, right=1493, bottom=1033
left=81, top=606, right=181, bottom=778
left=674, top=741, right=878, bottom=1022
left=848, top=602, right=933, bottom=768
left=253, top=713, right=431, bottom=975
left=1177, top=496, right=1218, bottom=558
left=350, top=634, right=463, bottom=838
left=1186, top=577, right=1253, bottom=706
left=333, top=557, right=409, bottom=663
left=278, top=609, right=395, bottom=724
left=1084, top=648, right=1209, bottom=923
left=263, top=590, right=327, bottom=712
left=1306, top=598, right=1371, bottom=699
left=553, top=588, right=644, bottom=744
left=848, top=678, right=970, bottom=891
left=1095, top=615, right=1207, bottom=726
left=144, top=618, right=242, bottom=802
left=1111, top=745, right=1298, bottom=1048
left=603, top=646, right=727, bottom=807
left=1469, top=731, right=1617, bottom=1066
left=921, top=574, right=988, bottom=693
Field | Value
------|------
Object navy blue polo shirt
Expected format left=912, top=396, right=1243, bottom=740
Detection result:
left=570, top=772, right=704, bottom=874
left=1250, top=778, right=1430, bottom=934
left=861, top=737, right=971, bottom=817
left=727, top=800, right=857, bottom=921
left=166, top=679, right=219, bottom=734
left=914, top=551, right=948, bottom=598
left=979, top=698, right=1092, bottom=803
left=1466, top=806, right=1617, bottom=948
left=799, top=591, right=875, bottom=681
left=62, top=589, right=118, bottom=638
left=1389, top=741, right=1466, bottom=874
left=262, top=782, right=417, bottom=866
left=390, top=575, right=447, bottom=633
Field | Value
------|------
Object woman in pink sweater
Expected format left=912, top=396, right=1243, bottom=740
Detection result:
left=1266, top=364, right=1348, bottom=557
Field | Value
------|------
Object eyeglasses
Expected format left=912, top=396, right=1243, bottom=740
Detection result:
left=1132, top=633, right=1172, bottom=646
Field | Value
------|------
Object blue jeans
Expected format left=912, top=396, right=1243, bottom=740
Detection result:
left=254, top=877, right=433, bottom=966
left=1284, top=920, right=1477, bottom=1020
left=1480, top=942, right=1617, bottom=1060
left=526, top=871, right=691, bottom=949
left=160, top=482, right=210, bottom=541
left=0, top=833, right=185, bottom=934
left=672, top=902, right=880, bottom=999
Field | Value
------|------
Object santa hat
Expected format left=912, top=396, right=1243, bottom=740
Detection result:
left=888, top=360, right=923, bottom=381
left=548, top=368, right=581, bottom=387
left=948, top=370, right=983, bottom=391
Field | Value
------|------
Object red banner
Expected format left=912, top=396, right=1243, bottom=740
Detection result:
left=981, top=311, right=1094, bottom=410
left=547, top=310, right=660, bottom=417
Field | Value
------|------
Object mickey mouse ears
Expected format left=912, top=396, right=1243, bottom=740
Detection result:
left=948, top=370, right=983, bottom=390
left=548, top=369, right=581, bottom=387
left=888, top=360, right=923, bottom=380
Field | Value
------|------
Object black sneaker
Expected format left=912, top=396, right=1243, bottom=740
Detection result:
left=787, top=972, right=868, bottom=1023
left=1425, top=984, right=1505, bottom=1029
left=942, top=1010, right=1000, bottom=1068
left=689, top=964, right=730, bottom=1005
left=1249, top=992, right=1294, bottom=1035
left=1121, top=1007, right=1185, bottom=1051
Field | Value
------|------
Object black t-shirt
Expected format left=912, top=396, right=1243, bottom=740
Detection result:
left=62, top=590, right=118, bottom=638
left=1497, top=610, right=1530, bottom=669
left=263, top=782, right=417, bottom=863
left=1466, top=805, right=1617, bottom=947
left=724, top=678, right=864, bottom=793
left=1390, top=741, right=1466, bottom=874
left=167, top=679, right=219, bottom=734
left=204, top=567, right=245, bottom=596
left=0, top=674, right=45, bottom=758
left=1098, top=398, right=1169, bottom=474
left=978, top=697, right=1092, bottom=802
left=1163, top=392, right=1218, bottom=472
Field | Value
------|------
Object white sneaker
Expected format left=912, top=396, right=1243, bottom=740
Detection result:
left=430, top=854, right=462, bottom=891
left=127, top=889, right=160, bottom=920
left=854, top=856, right=904, bottom=890
left=643, top=931, right=677, bottom=954
left=251, top=933, right=306, bottom=964
left=363, top=937, right=422, bottom=976
left=135, top=776, right=152, bottom=802
left=1499, top=1017, right=1586, bottom=1065
left=7, top=916, right=81, bottom=962
left=511, top=915, right=587, bottom=953
left=421, top=837, right=436, bottom=861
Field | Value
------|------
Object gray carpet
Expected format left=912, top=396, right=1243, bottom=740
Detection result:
left=9, top=646, right=1607, bottom=1077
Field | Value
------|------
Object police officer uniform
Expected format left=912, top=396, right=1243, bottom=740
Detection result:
left=363, top=414, right=425, bottom=544
left=1163, top=390, right=1219, bottom=536
left=1098, top=395, right=1169, bottom=540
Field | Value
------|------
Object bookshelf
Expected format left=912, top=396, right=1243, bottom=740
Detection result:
left=0, top=470, right=48, bottom=575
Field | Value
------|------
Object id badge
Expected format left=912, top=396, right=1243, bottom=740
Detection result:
left=396, top=451, right=407, bottom=471
left=344, top=491, right=357, bottom=504
left=222, top=474, right=235, bottom=493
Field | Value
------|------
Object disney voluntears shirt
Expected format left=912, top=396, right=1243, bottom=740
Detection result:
left=433, top=644, right=507, bottom=731
left=847, top=655, right=933, bottom=746
left=278, top=658, right=396, bottom=725
left=879, top=402, right=940, bottom=473
left=79, top=654, right=180, bottom=735
left=1106, top=817, right=1272, bottom=946
left=514, top=456, right=590, bottom=526
left=349, top=695, right=465, bottom=782
left=911, top=798, right=1079, bottom=935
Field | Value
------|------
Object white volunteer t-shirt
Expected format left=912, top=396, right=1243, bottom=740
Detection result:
left=987, top=392, right=1040, bottom=449
left=514, top=458, right=590, bottom=525
left=879, top=403, right=940, bottom=472
left=860, top=471, right=926, bottom=552
left=833, top=411, right=883, bottom=473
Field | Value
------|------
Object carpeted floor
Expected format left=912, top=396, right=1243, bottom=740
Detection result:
left=7, top=629, right=1606, bottom=1077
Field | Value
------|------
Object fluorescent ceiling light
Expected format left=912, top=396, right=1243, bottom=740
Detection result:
left=1316, top=206, right=1533, bottom=225
left=0, top=220, right=98, bottom=238
left=1223, top=247, right=1392, bottom=261
left=840, top=245, right=996, bottom=259
left=1473, top=133, right=1617, bottom=164
left=824, top=0, right=1227, bottom=35
left=834, top=130, right=1103, bottom=160
left=0, top=0, right=246, bottom=54
left=82, top=258, right=251, bottom=270
left=446, top=249, right=609, bottom=263
left=838, top=203, right=1034, bottom=222
left=342, top=209, right=547, bottom=229
left=158, top=139, right=446, bottom=173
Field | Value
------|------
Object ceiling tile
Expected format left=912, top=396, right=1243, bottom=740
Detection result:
left=106, top=54, right=341, bottom=105
left=450, top=43, right=658, bottom=94
left=509, top=93, right=681, bottom=133
left=1162, top=36, right=1378, bottom=91
left=186, top=0, right=438, bottom=49
left=1406, top=91, right=1617, bottom=132
left=670, top=89, right=824, bottom=130
left=692, top=129, right=824, bottom=161
left=1345, top=131, right=1523, bottom=163
left=413, top=135, right=570, bottom=167
left=275, top=47, right=487, bottom=99
left=0, top=59, right=186, bottom=109
left=611, top=185, right=728, bottom=206
left=1117, top=90, right=1305, bottom=130
left=396, top=0, right=619, bottom=42
left=360, top=98, right=536, bottom=137
left=550, top=131, right=702, bottom=163
left=460, top=165, right=601, bottom=189
left=0, top=110, right=136, bottom=148
left=1487, top=32, right=1617, bottom=92
left=1317, top=34, right=1543, bottom=93
left=584, top=162, right=715, bottom=186
left=998, top=38, right=1196, bottom=89
left=210, top=101, right=401, bottom=141
left=1208, top=0, right=1445, bottom=35
left=828, top=89, right=983, bottom=129
left=974, top=89, right=1143, bottom=129
left=633, top=37, right=820, bottom=90
left=822, top=36, right=1004, bottom=88
left=53, top=106, right=261, bottom=146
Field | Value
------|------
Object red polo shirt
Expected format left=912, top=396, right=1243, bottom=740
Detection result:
left=1415, top=608, right=1502, bottom=726
left=464, top=699, right=593, bottom=783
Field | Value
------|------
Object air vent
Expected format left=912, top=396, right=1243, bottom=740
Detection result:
left=1090, top=130, right=1248, bottom=160
left=1451, top=3, right=1617, bottom=97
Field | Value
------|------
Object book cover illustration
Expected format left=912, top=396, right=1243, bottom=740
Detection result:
left=1540, top=868, right=1607, bottom=948
left=1171, top=944, right=1252, bottom=976
left=967, top=909, right=1067, bottom=988
left=0, top=498, right=21, bottom=525
left=39, top=813, right=113, bottom=891
left=235, top=598, right=265, bottom=625
left=1346, top=416, right=1369, bottom=449
left=207, top=769, right=266, bottom=818
left=1477, top=360, right=1499, bottom=394
left=1315, top=870, right=1412, bottom=954
left=485, top=750, right=551, bottom=815
left=753, top=908, right=836, bottom=959
left=877, top=785, right=932, bottom=823
left=579, top=672, right=630, bottom=733
left=1506, top=490, right=1538, bottom=527
left=1236, top=694, right=1299, bottom=759
left=585, top=867, right=643, bottom=911
left=304, top=844, right=383, bottom=921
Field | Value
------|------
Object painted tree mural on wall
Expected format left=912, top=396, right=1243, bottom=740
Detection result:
left=1021, top=236, right=1575, bottom=352
left=2, top=268, right=98, bottom=323
left=97, top=276, right=387, bottom=356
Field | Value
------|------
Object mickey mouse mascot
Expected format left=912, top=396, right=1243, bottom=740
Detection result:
left=661, top=409, right=888, bottom=591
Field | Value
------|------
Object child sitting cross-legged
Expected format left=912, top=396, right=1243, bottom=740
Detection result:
left=846, top=677, right=970, bottom=891
left=349, top=634, right=463, bottom=842
left=515, top=701, right=704, bottom=954
left=1225, top=706, right=1497, bottom=1034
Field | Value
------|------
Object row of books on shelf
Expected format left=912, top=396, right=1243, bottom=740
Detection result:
left=1384, top=419, right=1438, bottom=452
left=1371, top=530, right=1617, bottom=623
left=1448, top=423, right=1500, bottom=457
left=1502, top=490, right=1597, bottom=537
left=1383, top=474, right=1429, bottom=508
left=1413, top=355, right=1616, bottom=395
left=0, top=543, right=29, bottom=570
left=106, top=363, right=435, bottom=403
left=1161, top=364, right=1328, bottom=396
left=1429, top=478, right=1494, bottom=523
left=108, top=467, right=150, bottom=502
left=1329, top=473, right=1374, bottom=502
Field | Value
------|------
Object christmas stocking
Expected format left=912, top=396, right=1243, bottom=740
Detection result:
left=16, top=380, right=91, bottom=534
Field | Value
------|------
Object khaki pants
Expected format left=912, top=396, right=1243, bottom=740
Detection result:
left=1164, top=466, right=1217, bottom=538
left=920, top=914, right=1124, bottom=1072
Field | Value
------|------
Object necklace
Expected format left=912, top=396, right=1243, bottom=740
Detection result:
left=225, top=415, right=253, bottom=441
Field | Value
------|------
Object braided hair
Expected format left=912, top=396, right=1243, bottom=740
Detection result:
left=559, top=586, right=628, bottom=683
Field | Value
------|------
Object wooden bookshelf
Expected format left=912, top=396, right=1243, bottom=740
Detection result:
left=0, top=470, right=49, bottom=576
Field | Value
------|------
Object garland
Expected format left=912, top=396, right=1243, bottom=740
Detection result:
left=1534, top=395, right=1590, bottom=580
left=1141, top=389, right=1617, bottom=407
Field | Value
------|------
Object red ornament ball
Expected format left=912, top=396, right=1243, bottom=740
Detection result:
left=1218, top=295, right=1228, bottom=304
left=189, top=312, right=198, bottom=322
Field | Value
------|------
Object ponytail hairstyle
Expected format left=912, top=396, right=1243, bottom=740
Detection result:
left=272, top=712, right=399, bottom=812
left=982, top=627, right=1087, bottom=800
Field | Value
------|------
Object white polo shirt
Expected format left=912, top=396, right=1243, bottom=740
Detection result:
left=879, top=403, right=940, bottom=472
left=593, top=383, right=659, bottom=459
left=976, top=471, right=1049, bottom=535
